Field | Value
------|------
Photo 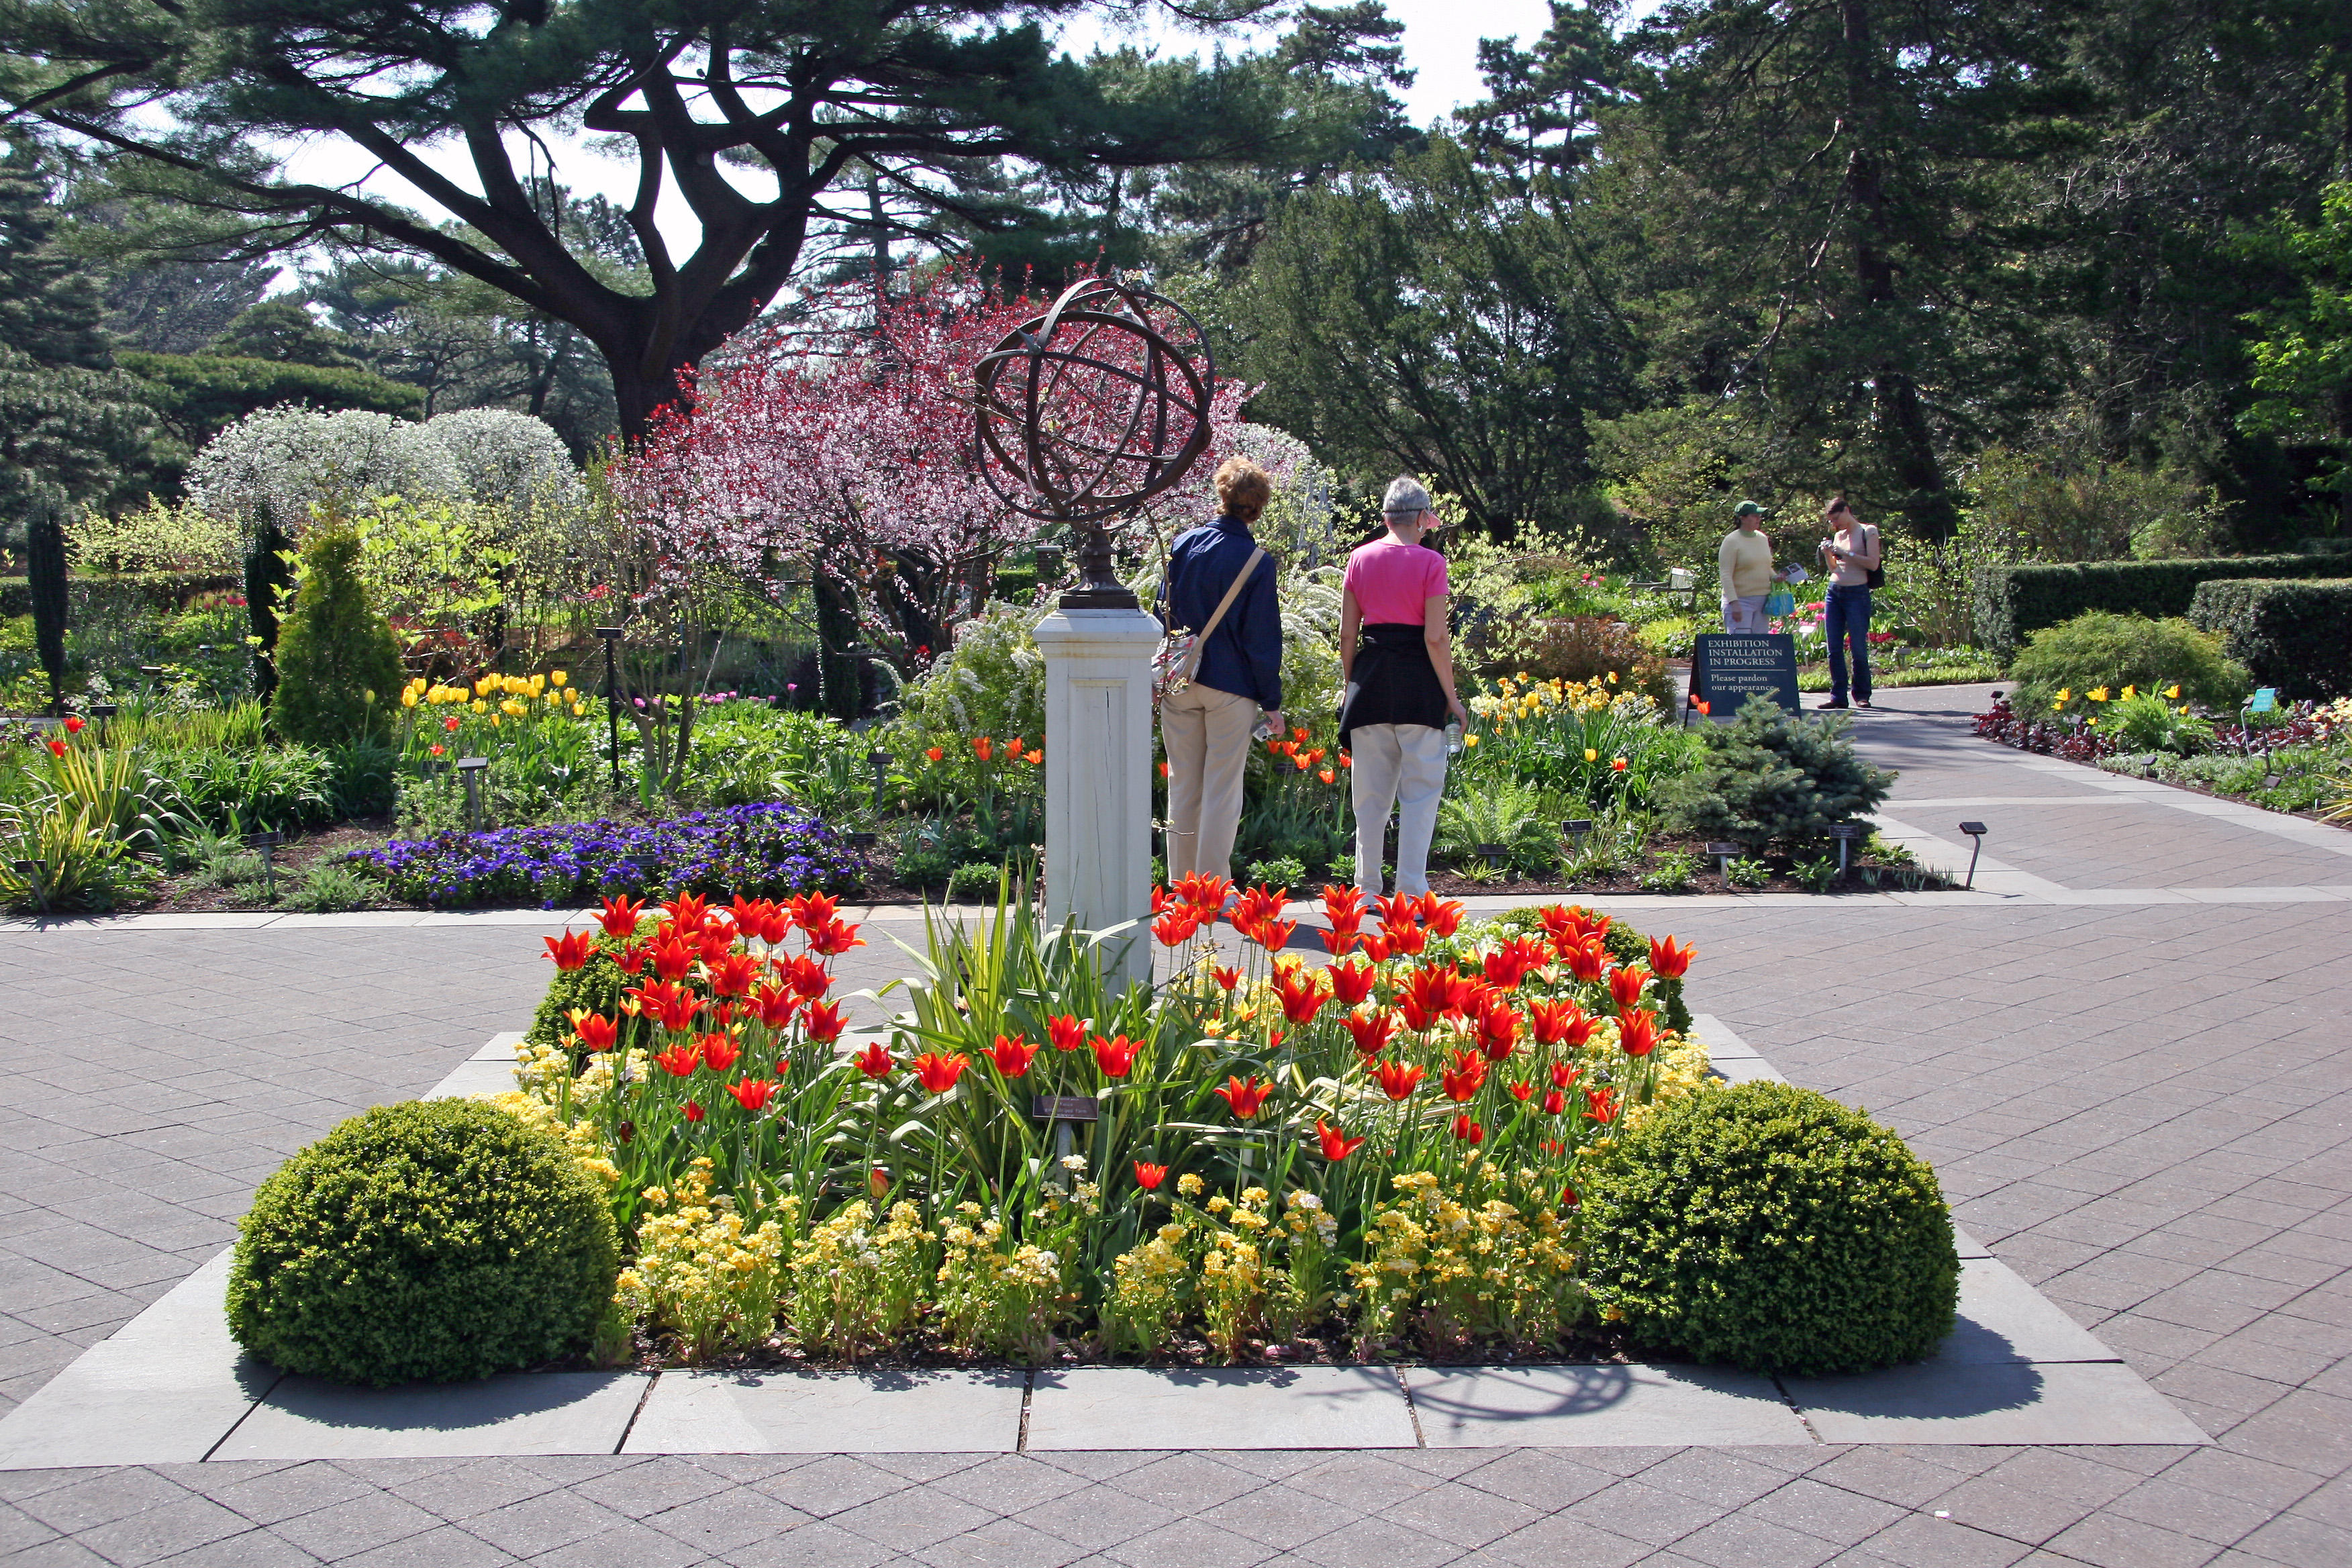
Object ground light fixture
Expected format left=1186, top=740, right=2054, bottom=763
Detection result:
left=1958, top=821, right=1988, bottom=890
left=1473, top=843, right=1513, bottom=875
left=1705, top=841, right=1742, bottom=888
left=458, top=756, right=489, bottom=832
left=1828, top=822, right=1864, bottom=878
left=595, top=626, right=624, bottom=789
left=244, top=830, right=281, bottom=901
left=869, top=750, right=891, bottom=816
left=11, top=859, right=40, bottom=914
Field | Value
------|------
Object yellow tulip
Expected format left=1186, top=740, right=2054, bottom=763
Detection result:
left=490, top=714, right=503, bottom=728
left=530, top=674, right=546, bottom=694
left=400, top=689, right=419, bottom=707
left=1584, top=748, right=1598, bottom=763
left=2120, top=684, right=2137, bottom=700
left=2164, top=684, right=2179, bottom=699
left=472, top=699, right=487, bottom=714
left=2088, top=687, right=2109, bottom=702
left=552, top=671, right=569, bottom=687
left=502, top=699, right=526, bottom=718
left=1464, top=734, right=1479, bottom=746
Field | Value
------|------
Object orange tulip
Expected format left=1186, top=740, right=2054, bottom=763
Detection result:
left=568, top=1010, right=619, bottom=1052
left=1371, top=1060, right=1424, bottom=1100
left=653, top=1042, right=702, bottom=1078
left=595, top=895, right=646, bottom=938
left=912, top=1052, right=969, bottom=1094
left=1133, top=1162, right=1169, bottom=1191
left=1214, top=1074, right=1272, bottom=1118
left=985, top=1033, right=1036, bottom=1077
left=727, top=1078, right=777, bottom=1112
left=1647, top=935, right=1696, bottom=979
left=542, top=930, right=596, bottom=971
left=852, top=1040, right=893, bottom=1078
left=1316, top=1119, right=1366, bottom=1161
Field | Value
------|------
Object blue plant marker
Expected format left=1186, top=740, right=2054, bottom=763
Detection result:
left=2248, top=688, right=2277, bottom=714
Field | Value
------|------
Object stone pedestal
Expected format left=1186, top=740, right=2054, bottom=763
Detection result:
left=1034, top=606, right=1161, bottom=989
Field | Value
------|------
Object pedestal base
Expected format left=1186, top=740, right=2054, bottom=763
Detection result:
left=1034, top=607, right=1161, bottom=990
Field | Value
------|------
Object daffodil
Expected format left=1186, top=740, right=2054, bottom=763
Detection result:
left=2163, top=683, right=2179, bottom=699
left=2088, top=687, right=2109, bottom=702
left=2120, top=684, right=2137, bottom=699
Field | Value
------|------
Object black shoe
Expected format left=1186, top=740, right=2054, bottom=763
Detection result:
left=1855, top=696, right=1873, bottom=709
left=1821, top=698, right=1850, bottom=709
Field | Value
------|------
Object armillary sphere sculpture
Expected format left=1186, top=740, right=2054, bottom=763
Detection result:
left=973, top=274, right=1215, bottom=609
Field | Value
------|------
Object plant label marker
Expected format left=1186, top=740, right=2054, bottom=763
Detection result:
left=1032, top=1096, right=1100, bottom=1123
left=1705, top=842, right=1742, bottom=888
left=1828, top=822, right=1864, bottom=877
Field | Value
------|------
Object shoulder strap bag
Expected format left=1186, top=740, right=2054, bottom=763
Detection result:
left=1863, top=525, right=1886, bottom=590
left=1153, top=546, right=1265, bottom=704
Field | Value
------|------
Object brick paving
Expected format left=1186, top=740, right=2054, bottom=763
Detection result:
left=1, top=690, right=2348, bottom=1565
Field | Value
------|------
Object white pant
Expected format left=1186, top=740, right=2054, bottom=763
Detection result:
left=1722, top=595, right=1769, bottom=632
left=1161, top=683, right=1257, bottom=881
left=1350, top=723, right=1449, bottom=896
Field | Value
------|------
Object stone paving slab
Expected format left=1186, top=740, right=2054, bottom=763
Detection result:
left=1024, top=1366, right=1418, bottom=1451
left=1786, top=1359, right=2214, bottom=1444
left=211, top=1371, right=650, bottom=1461
left=0, top=1252, right=275, bottom=1469
left=624, top=1369, right=1026, bottom=1454
left=1933, top=1258, right=2123, bottom=1365
left=1404, top=1363, right=1810, bottom=1447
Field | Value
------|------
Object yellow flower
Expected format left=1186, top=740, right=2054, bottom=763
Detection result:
left=501, top=699, right=527, bottom=718
left=530, top=673, right=546, bottom=694
left=1463, top=734, right=1478, bottom=746
left=1583, top=748, right=1598, bottom=763
left=2088, top=687, right=2109, bottom=702
left=476, top=677, right=498, bottom=698
left=1605, top=671, right=1618, bottom=684
left=2164, top=683, right=2180, bottom=699
left=490, top=714, right=503, bottom=728
left=552, top=671, right=569, bottom=687
left=401, top=688, right=420, bottom=707
left=2119, top=684, right=2136, bottom=699
left=471, top=699, right=487, bottom=714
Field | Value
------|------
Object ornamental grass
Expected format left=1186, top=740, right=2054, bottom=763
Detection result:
left=508, top=876, right=1717, bottom=1365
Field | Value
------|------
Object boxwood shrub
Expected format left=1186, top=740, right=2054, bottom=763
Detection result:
left=1579, top=1081, right=1959, bottom=1375
left=2188, top=579, right=2352, bottom=701
left=1971, top=552, right=2352, bottom=658
left=2004, top=611, right=2249, bottom=712
left=227, top=1099, right=618, bottom=1385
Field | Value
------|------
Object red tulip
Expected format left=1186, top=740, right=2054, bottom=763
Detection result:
left=1538, top=904, right=1611, bottom=954
left=705, top=951, right=762, bottom=998
left=1418, top=895, right=1466, bottom=938
left=45, top=738, right=65, bottom=757
left=1526, top=997, right=1577, bottom=1045
left=986, top=1033, right=1036, bottom=1077
left=1320, top=884, right=1365, bottom=928
left=1371, top=1060, right=1424, bottom=1100
left=664, top=891, right=713, bottom=932
left=682, top=1100, right=705, bottom=1122
left=1508, top=1079, right=1535, bottom=1101
left=1384, top=920, right=1427, bottom=957
left=699, top=1032, right=740, bottom=1073
left=62, top=715, right=84, bottom=734
left=1273, top=966, right=1326, bottom=1025
left=801, top=999, right=846, bottom=1044
left=568, top=1011, right=619, bottom=1052
left=912, top=1051, right=969, bottom=1094
left=1175, top=873, right=1232, bottom=920
left=803, top=918, right=865, bottom=957
left=628, top=981, right=700, bottom=1032
left=650, top=934, right=697, bottom=983
left=1647, top=935, right=1696, bottom=979
left=1618, top=1009, right=1659, bottom=1058
left=695, top=927, right=738, bottom=965
left=1609, top=965, right=1651, bottom=1013
left=1397, top=994, right=1440, bottom=1035
left=728, top=1078, right=777, bottom=1112
left=748, top=984, right=798, bottom=1030
left=1357, top=932, right=1391, bottom=963
left=1324, top=959, right=1376, bottom=1008
left=779, top=952, right=831, bottom=1000
left=785, top=891, right=840, bottom=930
left=1550, top=1061, right=1583, bottom=1089
left=1453, top=1113, right=1485, bottom=1144
left=614, top=944, right=648, bottom=976
left=1542, top=1089, right=1567, bottom=1116
left=852, top=1040, right=893, bottom=1078
left=1316, top=1118, right=1367, bottom=1161
left=1319, top=924, right=1362, bottom=957
left=1563, top=934, right=1610, bottom=983
left=1215, top=1075, right=1272, bottom=1118
left=1611, top=757, right=1628, bottom=772
left=1133, top=1162, right=1169, bottom=1191
left=1440, top=1050, right=1487, bottom=1103
left=654, top=1042, right=701, bottom=1077
left=973, top=734, right=994, bottom=761
left=1586, top=1087, right=1620, bottom=1124
left=1340, top=1009, right=1398, bottom=1057
left=1254, top=918, right=1298, bottom=953
left=1476, top=1002, right=1522, bottom=1063
left=1091, top=1034, right=1142, bottom=1077
left=542, top=930, right=596, bottom=971
left=1153, top=908, right=1201, bottom=946
left=1048, top=1014, right=1087, bottom=1053
left=1211, top=965, right=1243, bottom=993
left=443, top=714, right=460, bottom=732
left=925, top=746, right=944, bottom=762
left=1562, top=1185, right=1579, bottom=1207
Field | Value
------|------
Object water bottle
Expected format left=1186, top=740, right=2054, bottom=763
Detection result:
left=1444, top=720, right=1463, bottom=756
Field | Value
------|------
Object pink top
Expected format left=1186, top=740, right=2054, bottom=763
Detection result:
left=1344, top=538, right=1450, bottom=625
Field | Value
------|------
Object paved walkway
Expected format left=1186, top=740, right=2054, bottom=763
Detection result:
left=2, top=687, right=2347, bottom=1567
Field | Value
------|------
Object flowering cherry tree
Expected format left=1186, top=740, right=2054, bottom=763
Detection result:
left=608, top=266, right=1264, bottom=681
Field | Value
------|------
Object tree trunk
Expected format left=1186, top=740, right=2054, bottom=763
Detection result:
left=26, top=511, right=67, bottom=716
left=1843, top=0, right=1956, bottom=544
left=812, top=565, right=865, bottom=721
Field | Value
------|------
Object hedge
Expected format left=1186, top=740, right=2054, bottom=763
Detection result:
left=0, top=572, right=242, bottom=620
left=2187, top=579, right=2352, bottom=701
left=1971, top=554, right=2352, bottom=658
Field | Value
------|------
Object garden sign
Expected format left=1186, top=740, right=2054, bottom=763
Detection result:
left=1689, top=634, right=1801, bottom=722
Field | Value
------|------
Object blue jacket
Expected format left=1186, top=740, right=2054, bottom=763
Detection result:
left=1158, top=514, right=1283, bottom=710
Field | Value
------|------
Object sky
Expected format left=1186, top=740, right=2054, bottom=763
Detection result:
left=274, top=1, right=1571, bottom=265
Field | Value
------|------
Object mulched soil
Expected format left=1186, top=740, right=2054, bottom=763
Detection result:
left=140, top=820, right=396, bottom=914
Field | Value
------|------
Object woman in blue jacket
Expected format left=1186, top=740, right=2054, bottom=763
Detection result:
left=1157, top=457, right=1283, bottom=885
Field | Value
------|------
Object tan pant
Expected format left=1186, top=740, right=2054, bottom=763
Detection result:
left=1161, top=682, right=1257, bottom=882
left=1351, top=722, right=1449, bottom=896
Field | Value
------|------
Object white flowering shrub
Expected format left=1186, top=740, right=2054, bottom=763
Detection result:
left=424, top=407, right=583, bottom=511
left=64, top=498, right=243, bottom=575
left=188, top=406, right=462, bottom=538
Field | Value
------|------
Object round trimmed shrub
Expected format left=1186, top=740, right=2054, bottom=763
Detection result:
left=1579, top=1081, right=1958, bottom=1374
left=228, top=1099, right=618, bottom=1385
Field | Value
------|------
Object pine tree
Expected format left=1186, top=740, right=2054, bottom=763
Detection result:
left=269, top=522, right=405, bottom=747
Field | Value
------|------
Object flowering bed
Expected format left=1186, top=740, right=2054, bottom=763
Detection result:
left=502, top=879, right=1714, bottom=1365
left=356, top=803, right=863, bottom=908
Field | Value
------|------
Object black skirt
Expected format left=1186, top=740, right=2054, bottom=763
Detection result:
left=1338, top=623, right=1449, bottom=746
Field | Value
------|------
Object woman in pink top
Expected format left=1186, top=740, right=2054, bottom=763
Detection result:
left=1336, top=477, right=1470, bottom=897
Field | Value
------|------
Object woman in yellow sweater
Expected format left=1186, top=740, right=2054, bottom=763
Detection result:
left=1717, top=501, right=1787, bottom=632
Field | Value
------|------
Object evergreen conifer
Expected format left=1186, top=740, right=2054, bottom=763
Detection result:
left=270, top=520, right=405, bottom=746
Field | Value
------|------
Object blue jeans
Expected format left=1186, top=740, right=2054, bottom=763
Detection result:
left=1825, top=585, right=1872, bottom=701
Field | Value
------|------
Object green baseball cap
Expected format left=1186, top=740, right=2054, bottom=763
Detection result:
left=1734, top=500, right=1767, bottom=518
